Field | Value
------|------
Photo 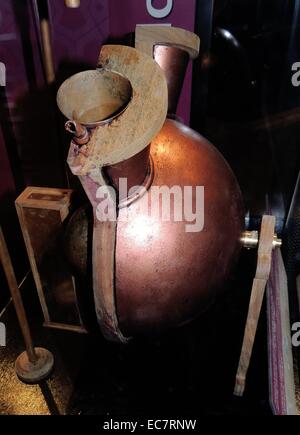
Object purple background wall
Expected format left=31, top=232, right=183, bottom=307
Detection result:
left=0, top=0, right=64, bottom=191
left=48, top=0, right=196, bottom=124
left=0, top=0, right=47, bottom=307
left=48, top=0, right=110, bottom=71
left=0, top=130, right=15, bottom=201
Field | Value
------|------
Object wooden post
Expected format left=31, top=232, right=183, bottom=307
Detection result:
left=234, top=215, right=276, bottom=396
left=0, top=227, right=54, bottom=383
left=0, top=228, right=37, bottom=363
left=40, top=19, right=55, bottom=85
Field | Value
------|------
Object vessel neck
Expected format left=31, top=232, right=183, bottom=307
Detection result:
left=105, top=145, right=152, bottom=203
left=153, top=44, right=189, bottom=116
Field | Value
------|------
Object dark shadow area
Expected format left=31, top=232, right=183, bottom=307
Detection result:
left=0, top=249, right=271, bottom=415
left=192, top=0, right=300, bottom=231
left=39, top=381, right=60, bottom=415
left=0, top=192, right=28, bottom=311
left=0, top=87, right=24, bottom=192
left=13, top=84, right=65, bottom=188
left=67, top=250, right=271, bottom=416
left=12, top=0, right=37, bottom=93
left=191, top=0, right=300, bottom=413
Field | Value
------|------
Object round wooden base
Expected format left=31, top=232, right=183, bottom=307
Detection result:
left=15, top=348, right=54, bottom=384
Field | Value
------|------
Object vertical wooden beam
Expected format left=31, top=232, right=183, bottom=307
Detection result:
left=234, top=215, right=276, bottom=396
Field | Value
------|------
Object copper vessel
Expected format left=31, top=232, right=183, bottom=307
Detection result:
left=59, top=40, right=245, bottom=342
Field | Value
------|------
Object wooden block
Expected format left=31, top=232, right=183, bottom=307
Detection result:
left=15, top=187, right=87, bottom=333
left=135, top=25, right=200, bottom=59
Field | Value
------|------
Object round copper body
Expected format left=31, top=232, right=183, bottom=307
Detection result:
left=66, top=119, right=244, bottom=337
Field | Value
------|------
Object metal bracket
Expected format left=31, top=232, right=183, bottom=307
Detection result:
left=241, top=230, right=282, bottom=250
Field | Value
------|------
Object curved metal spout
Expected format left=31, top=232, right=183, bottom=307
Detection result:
left=65, top=120, right=90, bottom=146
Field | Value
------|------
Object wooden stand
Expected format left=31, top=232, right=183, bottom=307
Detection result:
left=15, top=187, right=86, bottom=333
left=15, top=347, right=54, bottom=384
left=40, top=19, right=55, bottom=85
left=0, top=227, right=54, bottom=383
left=234, top=215, right=276, bottom=396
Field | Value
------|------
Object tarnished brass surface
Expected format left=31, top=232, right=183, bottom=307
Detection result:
left=241, top=231, right=259, bottom=249
left=273, top=236, right=282, bottom=248
left=241, top=230, right=282, bottom=250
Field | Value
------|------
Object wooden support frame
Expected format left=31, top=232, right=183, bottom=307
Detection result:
left=234, top=215, right=298, bottom=414
left=15, top=186, right=87, bottom=334
left=234, top=215, right=276, bottom=396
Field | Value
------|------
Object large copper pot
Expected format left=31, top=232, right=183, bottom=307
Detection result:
left=59, top=39, right=245, bottom=342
